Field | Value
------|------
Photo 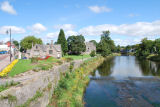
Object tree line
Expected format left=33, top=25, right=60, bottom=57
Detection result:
left=14, top=29, right=119, bottom=57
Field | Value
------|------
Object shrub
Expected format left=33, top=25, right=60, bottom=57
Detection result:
left=65, top=57, right=73, bottom=62
left=32, top=67, right=41, bottom=72
left=90, top=50, right=96, bottom=57
left=56, top=60, right=63, bottom=65
left=31, top=57, right=38, bottom=63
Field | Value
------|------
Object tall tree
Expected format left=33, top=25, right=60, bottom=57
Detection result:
left=57, top=29, right=68, bottom=55
left=97, top=30, right=115, bottom=56
left=67, top=35, right=86, bottom=55
left=20, top=36, right=42, bottom=51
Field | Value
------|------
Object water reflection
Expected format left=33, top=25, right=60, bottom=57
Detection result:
left=94, top=56, right=160, bottom=78
left=84, top=56, right=160, bottom=107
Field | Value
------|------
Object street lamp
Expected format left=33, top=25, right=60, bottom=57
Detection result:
left=6, top=28, right=12, bottom=62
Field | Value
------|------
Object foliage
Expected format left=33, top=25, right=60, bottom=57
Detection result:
left=57, top=29, right=68, bottom=55
left=67, top=35, right=86, bottom=55
left=13, top=40, right=19, bottom=48
left=97, top=31, right=115, bottom=57
left=0, top=59, right=19, bottom=77
left=49, top=57, right=104, bottom=107
left=64, top=54, right=91, bottom=60
left=31, top=57, right=38, bottom=63
left=135, top=38, right=154, bottom=58
left=90, top=50, right=96, bottom=57
left=20, top=36, right=42, bottom=51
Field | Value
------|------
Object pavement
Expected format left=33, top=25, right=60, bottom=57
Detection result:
left=0, top=54, right=12, bottom=71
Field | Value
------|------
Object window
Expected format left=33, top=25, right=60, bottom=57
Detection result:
left=36, top=45, right=38, bottom=49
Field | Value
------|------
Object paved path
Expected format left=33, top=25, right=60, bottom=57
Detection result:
left=0, top=54, right=12, bottom=72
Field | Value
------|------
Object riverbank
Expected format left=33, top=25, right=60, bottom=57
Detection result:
left=0, top=58, right=87, bottom=107
left=48, top=56, right=105, bottom=107
left=147, top=54, right=160, bottom=62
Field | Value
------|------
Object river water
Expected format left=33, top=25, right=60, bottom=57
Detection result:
left=84, top=56, right=160, bottom=107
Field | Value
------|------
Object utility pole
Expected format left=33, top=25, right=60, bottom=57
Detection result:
left=9, top=28, right=12, bottom=62
left=6, top=28, right=12, bottom=62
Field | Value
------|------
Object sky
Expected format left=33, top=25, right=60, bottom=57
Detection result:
left=0, top=0, right=160, bottom=46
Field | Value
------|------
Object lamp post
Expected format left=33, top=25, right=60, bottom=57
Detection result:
left=6, top=28, right=12, bottom=62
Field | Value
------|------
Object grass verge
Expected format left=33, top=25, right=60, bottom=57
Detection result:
left=48, top=56, right=104, bottom=107
left=64, top=54, right=91, bottom=60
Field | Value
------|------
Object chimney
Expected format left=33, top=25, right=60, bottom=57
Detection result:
left=51, top=40, right=53, bottom=45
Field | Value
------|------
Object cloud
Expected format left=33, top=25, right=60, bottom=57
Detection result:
left=53, top=24, right=75, bottom=31
left=0, top=1, right=17, bottom=15
left=79, top=20, right=160, bottom=36
left=88, top=6, right=112, bottom=13
left=0, top=26, right=25, bottom=34
left=29, top=23, right=47, bottom=34
left=114, top=38, right=141, bottom=46
left=46, top=32, right=59, bottom=39
left=47, top=30, right=78, bottom=39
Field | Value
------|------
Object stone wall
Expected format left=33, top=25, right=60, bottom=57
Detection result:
left=0, top=59, right=85, bottom=107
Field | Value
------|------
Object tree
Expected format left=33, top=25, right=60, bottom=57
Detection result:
left=97, top=30, right=115, bottom=57
left=116, top=45, right=121, bottom=53
left=13, top=40, right=19, bottom=48
left=57, top=29, right=68, bottom=55
left=67, top=35, right=86, bottom=55
left=135, top=38, right=154, bottom=58
left=90, top=50, right=96, bottom=57
left=20, top=36, right=42, bottom=50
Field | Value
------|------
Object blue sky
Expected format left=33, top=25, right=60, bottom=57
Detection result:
left=0, top=0, right=160, bottom=46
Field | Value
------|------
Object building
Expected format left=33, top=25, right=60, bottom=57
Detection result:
left=84, top=42, right=96, bottom=54
left=25, top=40, right=62, bottom=58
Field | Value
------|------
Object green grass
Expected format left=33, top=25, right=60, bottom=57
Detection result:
left=8, top=57, right=62, bottom=77
left=8, top=59, right=36, bottom=77
left=49, top=57, right=104, bottom=107
left=64, top=54, right=91, bottom=60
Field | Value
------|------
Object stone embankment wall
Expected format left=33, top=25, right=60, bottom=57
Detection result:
left=0, top=59, right=86, bottom=107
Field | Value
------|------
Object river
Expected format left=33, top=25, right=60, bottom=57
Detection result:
left=84, top=56, right=160, bottom=107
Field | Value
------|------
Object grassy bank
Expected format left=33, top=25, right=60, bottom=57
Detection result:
left=8, top=57, right=63, bottom=77
left=48, top=56, right=104, bottom=107
left=64, top=54, right=91, bottom=60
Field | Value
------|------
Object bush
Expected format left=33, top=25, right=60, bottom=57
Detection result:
left=65, top=57, right=73, bottom=62
left=56, top=60, right=63, bottom=65
left=31, top=57, right=38, bottom=63
left=90, top=50, right=96, bottom=57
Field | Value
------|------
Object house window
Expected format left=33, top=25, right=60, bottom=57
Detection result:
left=49, top=50, right=53, bottom=54
left=36, top=45, right=38, bottom=49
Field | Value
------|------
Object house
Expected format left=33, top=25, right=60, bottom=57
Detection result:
left=84, top=42, right=96, bottom=54
left=25, top=40, right=62, bottom=59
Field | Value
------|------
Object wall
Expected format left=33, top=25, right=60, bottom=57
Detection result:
left=0, top=59, right=85, bottom=107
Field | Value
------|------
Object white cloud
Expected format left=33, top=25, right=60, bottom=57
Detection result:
left=29, top=23, right=47, bottom=34
left=0, top=1, right=17, bottom=15
left=0, top=26, right=25, bottom=34
left=47, top=30, right=78, bottom=39
left=88, top=6, right=111, bottom=13
left=46, top=32, right=59, bottom=39
left=53, top=24, right=75, bottom=31
left=114, top=38, right=141, bottom=46
left=79, top=20, right=160, bottom=36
